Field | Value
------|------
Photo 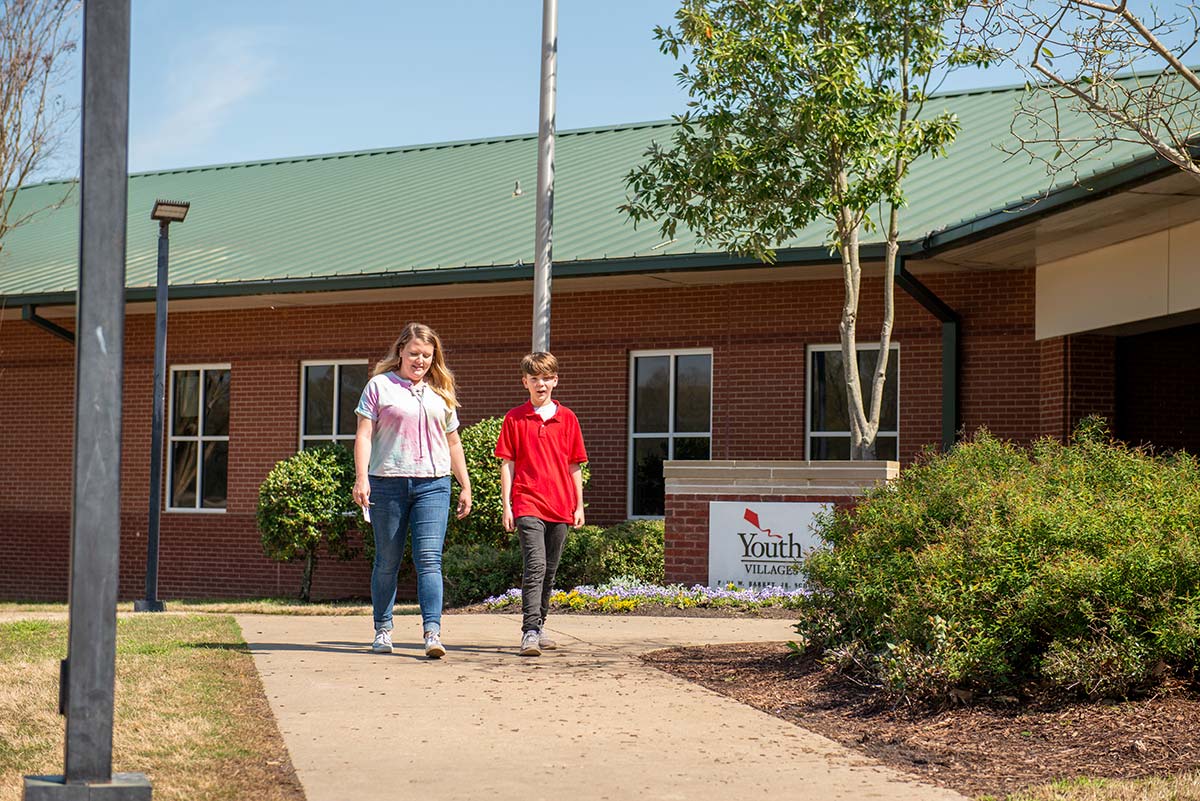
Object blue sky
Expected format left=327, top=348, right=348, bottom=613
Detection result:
left=54, top=1, right=1027, bottom=176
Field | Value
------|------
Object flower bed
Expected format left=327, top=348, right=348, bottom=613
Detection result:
left=483, top=578, right=808, bottom=613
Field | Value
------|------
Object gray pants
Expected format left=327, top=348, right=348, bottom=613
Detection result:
left=517, top=516, right=568, bottom=633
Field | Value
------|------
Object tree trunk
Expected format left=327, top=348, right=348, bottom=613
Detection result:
left=300, top=551, right=317, bottom=603
left=852, top=439, right=877, bottom=461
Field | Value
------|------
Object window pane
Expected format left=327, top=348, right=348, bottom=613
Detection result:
left=172, top=371, right=199, bottom=436
left=674, top=436, right=710, bottom=460
left=874, top=436, right=898, bottom=461
left=810, top=436, right=851, bottom=460
left=856, top=350, right=899, bottom=430
left=170, top=440, right=198, bottom=507
left=201, top=441, right=228, bottom=509
left=203, top=369, right=231, bottom=436
left=339, top=364, right=368, bottom=436
left=304, top=365, right=334, bottom=436
left=634, top=356, right=669, bottom=433
left=631, top=437, right=668, bottom=516
left=812, top=351, right=849, bottom=432
left=674, top=354, right=712, bottom=433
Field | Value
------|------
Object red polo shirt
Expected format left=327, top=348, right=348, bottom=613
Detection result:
left=494, top=400, right=588, bottom=523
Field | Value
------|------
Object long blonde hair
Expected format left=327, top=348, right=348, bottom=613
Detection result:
left=373, top=322, right=459, bottom=408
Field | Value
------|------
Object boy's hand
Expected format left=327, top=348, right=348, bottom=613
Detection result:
left=573, top=508, right=585, bottom=527
left=502, top=508, right=514, bottom=532
left=455, top=486, right=472, bottom=520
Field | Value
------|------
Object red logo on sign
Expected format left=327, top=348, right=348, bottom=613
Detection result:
left=743, top=508, right=783, bottom=539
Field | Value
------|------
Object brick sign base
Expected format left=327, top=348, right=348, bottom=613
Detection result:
left=662, top=460, right=899, bottom=586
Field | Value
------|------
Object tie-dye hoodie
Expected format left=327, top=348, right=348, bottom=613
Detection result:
left=355, top=372, right=459, bottom=477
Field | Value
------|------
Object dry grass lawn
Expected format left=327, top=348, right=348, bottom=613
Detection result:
left=0, top=598, right=421, bottom=616
left=0, top=614, right=303, bottom=801
left=998, top=775, right=1200, bottom=801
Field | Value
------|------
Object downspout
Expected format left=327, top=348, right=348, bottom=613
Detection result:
left=21, top=304, right=75, bottom=344
left=893, top=254, right=959, bottom=451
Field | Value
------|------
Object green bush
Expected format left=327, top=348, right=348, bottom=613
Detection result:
left=448, top=417, right=506, bottom=548
left=794, top=419, right=1200, bottom=704
left=443, top=518, right=666, bottom=606
left=442, top=541, right=524, bottom=607
left=257, top=445, right=366, bottom=601
left=556, top=519, right=665, bottom=589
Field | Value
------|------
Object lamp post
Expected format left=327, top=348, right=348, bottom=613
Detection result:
left=24, top=1, right=151, bottom=797
left=134, top=199, right=189, bottom=614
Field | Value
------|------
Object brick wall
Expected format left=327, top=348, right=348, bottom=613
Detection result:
left=1038, top=333, right=1117, bottom=440
left=0, top=266, right=1053, bottom=601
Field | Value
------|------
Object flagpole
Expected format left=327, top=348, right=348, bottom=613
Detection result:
left=532, top=0, right=557, bottom=352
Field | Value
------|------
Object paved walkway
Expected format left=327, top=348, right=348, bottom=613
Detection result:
left=238, top=613, right=965, bottom=801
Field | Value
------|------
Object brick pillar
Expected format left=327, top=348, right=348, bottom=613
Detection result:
left=1039, top=334, right=1116, bottom=441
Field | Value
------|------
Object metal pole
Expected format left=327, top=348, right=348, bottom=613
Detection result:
left=24, top=0, right=150, bottom=797
left=135, top=222, right=169, bottom=613
left=532, top=0, right=557, bottom=352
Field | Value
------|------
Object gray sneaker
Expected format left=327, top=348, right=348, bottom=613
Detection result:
left=372, top=629, right=393, bottom=654
left=424, top=631, right=446, bottom=659
left=538, top=630, right=558, bottom=650
left=520, top=629, right=541, bottom=657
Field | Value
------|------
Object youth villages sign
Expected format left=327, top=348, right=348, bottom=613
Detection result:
left=707, top=501, right=827, bottom=591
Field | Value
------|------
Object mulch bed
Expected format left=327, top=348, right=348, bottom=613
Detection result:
left=643, top=641, right=1200, bottom=798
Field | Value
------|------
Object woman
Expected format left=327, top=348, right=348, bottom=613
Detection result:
left=353, top=322, right=471, bottom=658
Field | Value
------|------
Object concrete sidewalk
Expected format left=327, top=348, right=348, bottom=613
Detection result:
left=238, top=613, right=966, bottom=801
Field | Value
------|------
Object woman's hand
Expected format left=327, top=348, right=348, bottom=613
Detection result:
left=352, top=476, right=370, bottom=509
left=455, top=486, right=472, bottom=519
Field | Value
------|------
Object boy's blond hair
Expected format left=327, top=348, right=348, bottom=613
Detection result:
left=520, top=351, right=558, bottom=377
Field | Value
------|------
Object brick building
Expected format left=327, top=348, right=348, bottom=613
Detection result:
left=2, top=82, right=1197, bottom=601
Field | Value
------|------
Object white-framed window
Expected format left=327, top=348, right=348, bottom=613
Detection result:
left=628, top=349, right=713, bottom=518
left=168, top=364, right=231, bottom=511
left=807, top=344, right=899, bottom=460
left=300, top=360, right=369, bottom=450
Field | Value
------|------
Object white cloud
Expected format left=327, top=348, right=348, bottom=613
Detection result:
left=130, top=28, right=275, bottom=171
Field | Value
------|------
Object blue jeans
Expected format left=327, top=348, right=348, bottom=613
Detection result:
left=368, top=475, right=451, bottom=635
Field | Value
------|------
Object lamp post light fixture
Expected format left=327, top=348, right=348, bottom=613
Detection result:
left=134, top=199, right=190, bottom=614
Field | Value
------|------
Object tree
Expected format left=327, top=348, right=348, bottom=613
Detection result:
left=0, top=0, right=76, bottom=256
left=257, top=445, right=364, bottom=602
left=974, top=1, right=1200, bottom=182
left=622, top=0, right=981, bottom=458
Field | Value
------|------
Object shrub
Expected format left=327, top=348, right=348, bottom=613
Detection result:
left=556, top=519, right=665, bottom=589
left=793, top=419, right=1200, bottom=704
left=442, top=541, right=523, bottom=608
left=443, top=519, right=666, bottom=606
left=447, top=417, right=506, bottom=548
left=257, top=445, right=366, bottom=601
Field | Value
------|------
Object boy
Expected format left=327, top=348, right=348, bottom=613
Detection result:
left=494, top=352, right=588, bottom=657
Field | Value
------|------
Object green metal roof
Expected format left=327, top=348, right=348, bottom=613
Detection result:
left=0, top=79, right=1168, bottom=305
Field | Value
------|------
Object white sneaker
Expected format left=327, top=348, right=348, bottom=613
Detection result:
left=538, top=630, right=557, bottom=650
left=372, top=629, right=393, bottom=654
left=520, top=630, right=541, bottom=657
left=424, top=631, right=446, bottom=659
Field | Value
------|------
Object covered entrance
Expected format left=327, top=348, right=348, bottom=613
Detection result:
left=1115, top=321, right=1200, bottom=455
